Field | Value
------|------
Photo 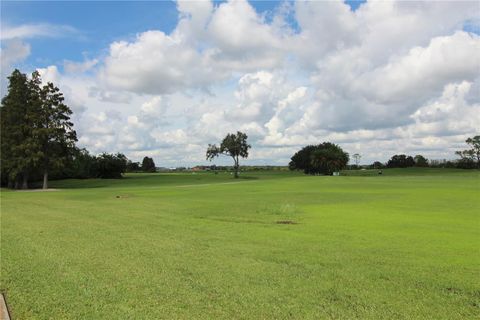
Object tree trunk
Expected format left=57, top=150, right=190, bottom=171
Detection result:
left=43, top=170, right=48, bottom=189
left=234, top=158, right=239, bottom=179
left=43, top=153, right=49, bottom=189
left=22, top=172, right=29, bottom=189
left=14, top=176, right=21, bottom=189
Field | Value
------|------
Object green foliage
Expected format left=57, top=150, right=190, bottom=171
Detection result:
left=288, top=145, right=317, bottom=172
left=126, top=160, right=141, bottom=172
left=289, top=142, right=349, bottom=175
left=456, top=157, right=477, bottom=169
left=206, top=131, right=251, bottom=178
left=387, top=154, right=415, bottom=168
left=456, top=135, right=480, bottom=168
left=36, top=80, right=77, bottom=188
left=414, top=154, right=429, bottom=167
left=371, top=161, right=385, bottom=169
left=95, top=153, right=128, bottom=179
left=0, top=70, right=37, bottom=188
left=65, top=148, right=98, bottom=179
left=1, top=69, right=77, bottom=189
left=141, top=156, right=156, bottom=172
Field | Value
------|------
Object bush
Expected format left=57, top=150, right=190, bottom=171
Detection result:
left=95, top=153, right=128, bottom=178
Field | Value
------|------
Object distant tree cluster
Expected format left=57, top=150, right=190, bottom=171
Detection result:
left=289, top=142, right=349, bottom=175
left=366, top=136, right=479, bottom=170
left=413, top=155, right=429, bottom=167
left=372, top=154, right=430, bottom=169
left=126, top=160, right=141, bottom=172
left=95, top=153, right=128, bottom=178
left=372, top=161, right=384, bottom=169
left=455, top=136, right=480, bottom=169
left=125, top=157, right=157, bottom=173
left=386, top=154, right=416, bottom=168
left=141, top=156, right=156, bottom=172
left=65, top=149, right=129, bottom=179
left=288, top=136, right=479, bottom=173
left=364, top=137, right=479, bottom=170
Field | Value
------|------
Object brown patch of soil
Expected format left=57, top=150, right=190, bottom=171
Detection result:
left=276, top=220, right=297, bottom=225
left=115, top=194, right=132, bottom=199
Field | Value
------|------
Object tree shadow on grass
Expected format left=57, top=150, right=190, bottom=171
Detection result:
left=237, top=176, right=260, bottom=180
left=45, top=172, right=262, bottom=189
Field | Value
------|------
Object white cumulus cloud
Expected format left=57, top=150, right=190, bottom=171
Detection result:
left=18, top=0, right=480, bottom=166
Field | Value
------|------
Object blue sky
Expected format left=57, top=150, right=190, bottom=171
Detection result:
left=1, top=1, right=366, bottom=70
left=1, top=1, right=478, bottom=166
left=2, top=1, right=179, bottom=67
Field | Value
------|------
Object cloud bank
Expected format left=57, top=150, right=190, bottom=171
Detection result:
left=6, top=0, right=480, bottom=165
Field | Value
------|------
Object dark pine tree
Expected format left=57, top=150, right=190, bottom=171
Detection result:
left=34, top=77, right=77, bottom=189
left=1, top=69, right=38, bottom=189
left=141, top=156, right=156, bottom=172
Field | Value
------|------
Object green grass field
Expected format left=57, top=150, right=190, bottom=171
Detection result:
left=1, top=168, right=479, bottom=319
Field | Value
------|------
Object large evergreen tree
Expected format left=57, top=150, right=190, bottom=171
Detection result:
left=0, top=69, right=37, bottom=189
left=35, top=81, right=77, bottom=189
left=1, top=69, right=77, bottom=189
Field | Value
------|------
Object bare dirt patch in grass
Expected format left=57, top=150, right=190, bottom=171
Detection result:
left=115, top=194, right=133, bottom=199
left=276, top=220, right=298, bottom=225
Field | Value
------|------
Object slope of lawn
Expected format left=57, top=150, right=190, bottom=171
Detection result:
left=1, top=169, right=479, bottom=319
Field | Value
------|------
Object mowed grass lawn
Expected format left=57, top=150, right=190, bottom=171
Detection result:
left=1, top=169, right=479, bottom=319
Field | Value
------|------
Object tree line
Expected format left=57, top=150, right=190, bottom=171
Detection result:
left=283, top=137, right=479, bottom=175
left=1, top=69, right=158, bottom=189
left=205, top=137, right=351, bottom=176
left=2, top=69, right=478, bottom=187
left=369, top=137, right=479, bottom=170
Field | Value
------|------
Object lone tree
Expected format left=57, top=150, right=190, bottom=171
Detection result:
left=206, top=131, right=251, bottom=178
left=456, top=135, right=480, bottom=168
left=289, top=142, right=349, bottom=175
left=352, top=153, right=361, bottom=167
left=141, top=156, right=156, bottom=172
